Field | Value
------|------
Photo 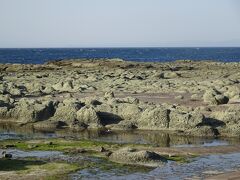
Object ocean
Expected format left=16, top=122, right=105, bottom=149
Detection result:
left=0, top=47, right=240, bottom=64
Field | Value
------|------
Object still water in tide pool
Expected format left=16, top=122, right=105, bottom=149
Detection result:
left=0, top=123, right=239, bottom=147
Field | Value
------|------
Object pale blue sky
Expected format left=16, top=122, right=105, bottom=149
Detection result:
left=0, top=0, right=240, bottom=47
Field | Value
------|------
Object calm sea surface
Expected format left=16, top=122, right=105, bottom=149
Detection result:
left=0, top=47, right=240, bottom=64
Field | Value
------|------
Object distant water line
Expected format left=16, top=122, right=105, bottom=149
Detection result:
left=0, top=47, right=240, bottom=64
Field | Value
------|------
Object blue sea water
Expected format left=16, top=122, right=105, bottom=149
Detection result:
left=0, top=47, right=240, bottom=64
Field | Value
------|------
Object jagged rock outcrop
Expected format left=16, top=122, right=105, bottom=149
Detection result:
left=52, top=99, right=82, bottom=122
left=203, top=89, right=229, bottom=105
left=169, top=111, right=204, bottom=130
left=76, top=106, right=102, bottom=128
left=9, top=99, right=56, bottom=123
left=137, top=107, right=170, bottom=130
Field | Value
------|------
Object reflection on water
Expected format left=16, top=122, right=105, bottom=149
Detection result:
left=0, top=122, right=240, bottom=147
left=3, top=147, right=240, bottom=180
left=0, top=122, right=57, bottom=140
left=72, top=153, right=240, bottom=180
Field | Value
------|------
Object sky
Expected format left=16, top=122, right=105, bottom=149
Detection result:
left=0, top=0, right=240, bottom=48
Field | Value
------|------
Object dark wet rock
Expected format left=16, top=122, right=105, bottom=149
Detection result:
left=109, top=148, right=167, bottom=166
left=117, top=103, right=142, bottom=120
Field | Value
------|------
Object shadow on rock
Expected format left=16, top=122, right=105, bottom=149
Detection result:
left=97, top=112, right=123, bottom=125
left=201, top=118, right=226, bottom=128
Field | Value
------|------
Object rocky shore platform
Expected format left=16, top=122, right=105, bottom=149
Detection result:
left=1, top=59, right=240, bottom=137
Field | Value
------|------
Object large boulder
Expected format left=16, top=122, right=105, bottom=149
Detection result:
left=117, top=103, right=142, bottom=120
left=169, top=111, right=204, bottom=130
left=211, top=111, right=239, bottom=125
left=10, top=99, right=55, bottom=123
left=109, top=148, right=167, bottom=167
left=137, top=107, right=170, bottom=130
left=211, top=105, right=240, bottom=125
left=76, top=106, right=102, bottom=128
left=52, top=99, right=82, bottom=122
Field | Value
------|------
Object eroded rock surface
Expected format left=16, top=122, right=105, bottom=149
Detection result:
left=109, top=147, right=167, bottom=166
left=0, top=59, right=240, bottom=136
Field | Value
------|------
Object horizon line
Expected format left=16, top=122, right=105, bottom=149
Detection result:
left=0, top=46, right=240, bottom=49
